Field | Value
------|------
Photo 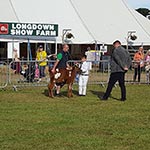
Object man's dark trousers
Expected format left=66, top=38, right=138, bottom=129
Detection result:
left=133, top=65, right=141, bottom=82
left=103, top=72, right=126, bottom=100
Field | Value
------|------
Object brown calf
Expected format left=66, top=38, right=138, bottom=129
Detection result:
left=48, top=66, right=79, bottom=98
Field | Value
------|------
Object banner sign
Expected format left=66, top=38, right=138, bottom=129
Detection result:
left=0, top=22, right=58, bottom=37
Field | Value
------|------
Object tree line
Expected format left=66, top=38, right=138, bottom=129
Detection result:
left=136, top=8, right=150, bottom=17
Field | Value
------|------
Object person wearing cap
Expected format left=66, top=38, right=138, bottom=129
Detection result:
left=36, top=45, right=47, bottom=79
left=101, top=40, right=131, bottom=101
left=133, top=47, right=144, bottom=83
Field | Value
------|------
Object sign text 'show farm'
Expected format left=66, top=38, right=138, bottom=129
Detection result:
left=0, top=22, right=58, bottom=37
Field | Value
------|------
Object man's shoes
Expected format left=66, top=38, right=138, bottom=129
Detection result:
left=79, top=94, right=86, bottom=96
left=120, top=98, right=126, bottom=101
left=100, top=97, right=108, bottom=101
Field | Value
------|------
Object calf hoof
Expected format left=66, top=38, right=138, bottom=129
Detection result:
left=48, top=93, right=54, bottom=98
left=50, top=95, right=54, bottom=98
left=67, top=94, right=73, bottom=98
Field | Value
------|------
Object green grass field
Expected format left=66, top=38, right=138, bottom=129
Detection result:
left=0, top=84, right=150, bottom=150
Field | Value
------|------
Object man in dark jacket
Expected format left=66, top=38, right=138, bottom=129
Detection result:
left=101, top=40, right=131, bottom=101
left=51, top=44, right=70, bottom=73
left=51, top=44, right=70, bottom=95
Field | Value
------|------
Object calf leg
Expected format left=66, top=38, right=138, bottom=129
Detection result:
left=48, top=80, right=55, bottom=98
left=67, top=83, right=73, bottom=98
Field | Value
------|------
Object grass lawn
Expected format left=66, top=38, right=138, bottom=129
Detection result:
left=0, top=84, right=150, bottom=150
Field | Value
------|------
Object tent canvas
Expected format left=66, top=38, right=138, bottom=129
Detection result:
left=0, top=0, right=150, bottom=45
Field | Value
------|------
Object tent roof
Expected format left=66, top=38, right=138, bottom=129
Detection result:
left=0, top=0, right=150, bottom=45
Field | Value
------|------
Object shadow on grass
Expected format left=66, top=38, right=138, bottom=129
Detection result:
left=43, top=89, right=49, bottom=97
left=90, top=90, right=121, bottom=101
left=109, top=96, right=121, bottom=101
left=72, top=90, right=79, bottom=96
left=90, top=90, right=105, bottom=98
left=42, top=89, right=79, bottom=98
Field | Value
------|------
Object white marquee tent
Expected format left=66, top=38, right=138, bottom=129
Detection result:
left=0, top=0, right=150, bottom=45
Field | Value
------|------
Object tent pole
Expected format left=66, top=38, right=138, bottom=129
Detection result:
left=27, top=39, right=29, bottom=62
left=12, top=38, right=14, bottom=60
left=55, top=40, right=57, bottom=54
left=44, top=40, right=46, bottom=52
left=94, top=40, right=97, bottom=62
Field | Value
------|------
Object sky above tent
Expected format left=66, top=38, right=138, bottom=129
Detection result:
left=127, top=0, right=150, bottom=9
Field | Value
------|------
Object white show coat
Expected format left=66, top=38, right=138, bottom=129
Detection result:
left=78, top=61, right=89, bottom=95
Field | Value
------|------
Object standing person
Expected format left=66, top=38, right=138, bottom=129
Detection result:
left=101, top=40, right=131, bottom=101
left=85, top=47, right=92, bottom=70
left=12, top=48, right=20, bottom=74
left=144, top=50, right=150, bottom=84
left=133, top=47, right=144, bottom=83
left=51, top=44, right=70, bottom=95
left=78, top=55, right=90, bottom=96
left=36, top=45, right=47, bottom=80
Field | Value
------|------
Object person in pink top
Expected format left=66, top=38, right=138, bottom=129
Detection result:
left=145, top=50, right=150, bottom=84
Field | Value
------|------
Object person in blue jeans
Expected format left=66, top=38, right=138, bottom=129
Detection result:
left=36, top=45, right=47, bottom=80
